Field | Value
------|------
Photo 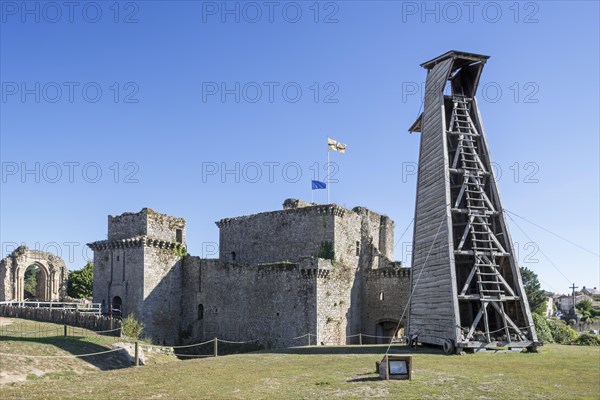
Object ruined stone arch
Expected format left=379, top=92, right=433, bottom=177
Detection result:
left=0, top=246, right=67, bottom=301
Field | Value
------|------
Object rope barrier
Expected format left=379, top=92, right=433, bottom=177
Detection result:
left=1, top=323, right=415, bottom=344
left=360, top=334, right=397, bottom=339
left=93, top=327, right=122, bottom=334
left=0, top=348, right=123, bottom=359
left=1, top=328, right=58, bottom=334
left=290, top=333, right=310, bottom=340
left=174, top=354, right=214, bottom=358
left=0, top=331, right=425, bottom=361
left=216, top=338, right=259, bottom=344
left=140, top=338, right=216, bottom=351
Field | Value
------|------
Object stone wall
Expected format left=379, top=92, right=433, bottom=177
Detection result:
left=181, top=257, right=319, bottom=348
left=361, top=264, right=410, bottom=344
left=108, top=211, right=148, bottom=240
left=180, top=256, right=409, bottom=348
left=108, top=208, right=186, bottom=244
left=146, top=209, right=186, bottom=244
left=216, top=204, right=337, bottom=264
left=90, top=243, right=145, bottom=320
left=142, top=246, right=183, bottom=345
left=0, top=257, right=13, bottom=300
left=349, top=206, right=395, bottom=266
left=314, top=259, right=351, bottom=345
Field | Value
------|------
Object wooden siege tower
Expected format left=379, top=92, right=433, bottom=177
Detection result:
left=407, top=51, right=538, bottom=353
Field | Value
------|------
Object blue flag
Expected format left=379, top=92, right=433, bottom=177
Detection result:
left=311, top=180, right=326, bottom=190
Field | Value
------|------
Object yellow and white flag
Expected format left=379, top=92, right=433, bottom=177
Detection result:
left=327, top=138, right=347, bottom=154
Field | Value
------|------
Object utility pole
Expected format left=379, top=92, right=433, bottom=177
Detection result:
left=569, top=283, right=578, bottom=315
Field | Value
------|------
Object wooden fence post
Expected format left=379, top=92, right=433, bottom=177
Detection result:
left=64, top=324, right=67, bottom=337
left=214, top=337, right=218, bottom=357
left=308, top=333, right=311, bottom=347
left=359, top=333, right=362, bottom=346
left=135, top=341, right=139, bottom=367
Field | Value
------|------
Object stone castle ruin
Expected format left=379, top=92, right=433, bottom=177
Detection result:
left=87, top=199, right=410, bottom=346
left=0, top=246, right=68, bottom=302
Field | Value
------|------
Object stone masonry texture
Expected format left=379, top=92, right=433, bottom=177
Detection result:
left=88, top=200, right=410, bottom=348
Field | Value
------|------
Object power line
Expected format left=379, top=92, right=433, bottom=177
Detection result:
left=393, top=218, right=414, bottom=256
left=505, top=209, right=599, bottom=258
left=537, top=277, right=559, bottom=294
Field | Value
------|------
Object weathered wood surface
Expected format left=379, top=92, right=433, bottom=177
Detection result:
left=408, top=57, right=459, bottom=344
left=409, top=54, right=538, bottom=347
left=0, top=305, right=120, bottom=335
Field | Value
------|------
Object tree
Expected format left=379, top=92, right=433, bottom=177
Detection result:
left=67, top=262, right=94, bottom=298
left=24, top=266, right=39, bottom=298
left=576, top=299, right=598, bottom=322
left=520, top=267, right=547, bottom=315
left=532, top=313, right=553, bottom=343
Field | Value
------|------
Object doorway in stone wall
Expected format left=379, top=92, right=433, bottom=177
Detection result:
left=375, top=320, right=402, bottom=344
left=112, top=296, right=122, bottom=316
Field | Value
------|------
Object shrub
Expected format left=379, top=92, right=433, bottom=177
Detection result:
left=532, top=314, right=553, bottom=343
left=317, top=241, right=335, bottom=260
left=121, top=313, right=144, bottom=339
left=547, top=318, right=579, bottom=344
left=575, top=333, right=600, bottom=346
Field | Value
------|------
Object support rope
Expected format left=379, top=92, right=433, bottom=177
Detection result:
left=505, top=211, right=572, bottom=285
left=385, top=209, right=448, bottom=357
left=505, top=209, right=599, bottom=257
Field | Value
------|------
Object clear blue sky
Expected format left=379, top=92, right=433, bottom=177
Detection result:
left=1, top=1, right=598, bottom=295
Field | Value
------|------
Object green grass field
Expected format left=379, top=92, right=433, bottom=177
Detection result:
left=1, top=318, right=599, bottom=399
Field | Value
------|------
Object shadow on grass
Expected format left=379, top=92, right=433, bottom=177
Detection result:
left=347, top=376, right=381, bottom=382
left=174, top=341, right=264, bottom=360
left=260, top=344, right=445, bottom=356
left=0, top=335, right=131, bottom=371
left=172, top=342, right=445, bottom=359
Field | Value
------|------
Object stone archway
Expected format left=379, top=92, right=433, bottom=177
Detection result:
left=375, top=319, right=403, bottom=344
left=23, top=263, right=45, bottom=300
left=0, top=246, right=68, bottom=301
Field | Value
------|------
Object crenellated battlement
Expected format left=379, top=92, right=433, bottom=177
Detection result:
left=202, top=258, right=334, bottom=279
left=215, top=200, right=347, bottom=228
left=366, top=264, right=410, bottom=278
left=87, top=236, right=186, bottom=253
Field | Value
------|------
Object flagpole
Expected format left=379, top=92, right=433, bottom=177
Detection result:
left=327, top=144, right=330, bottom=204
